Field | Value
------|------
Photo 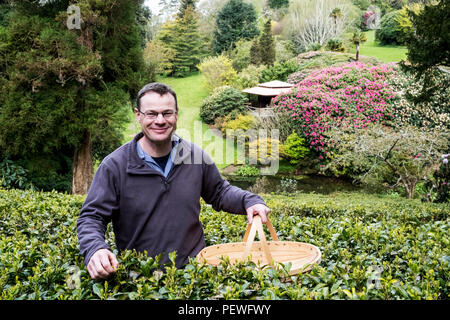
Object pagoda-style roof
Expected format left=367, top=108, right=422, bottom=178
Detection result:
left=242, top=80, right=293, bottom=96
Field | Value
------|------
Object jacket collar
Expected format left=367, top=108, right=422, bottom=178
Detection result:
left=127, top=132, right=191, bottom=175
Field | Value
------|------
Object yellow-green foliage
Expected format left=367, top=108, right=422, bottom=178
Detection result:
left=281, top=131, right=310, bottom=165
left=221, top=114, right=256, bottom=135
left=197, top=54, right=237, bottom=92
left=248, top=138, right=281, bottom=165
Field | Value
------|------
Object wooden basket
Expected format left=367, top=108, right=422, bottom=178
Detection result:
left=197, top=216, right=321, bottom=275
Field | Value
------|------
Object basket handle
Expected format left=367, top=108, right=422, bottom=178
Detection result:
left=241, top=216, right=278, bottom=267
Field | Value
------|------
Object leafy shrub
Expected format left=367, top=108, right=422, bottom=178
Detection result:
left=0, top=189, right=448, bottom=299
left=423, top=154, right=450, bottom=203
left=388, top=68, right=450, bottom=131
left=324, top=124, right=449, bottom=199
left=274, top=39, right=296, bottom=63
left=0, top=159, right=33, bottom=190
left=233, top=64, right=267, bottom=90
left=143, top=40, right=175, bottom=75
left=199, top=86, right=248, bottom=125
left=228, top=38, right=253, bottom=72
left=253, top=112, right=297, bottom=143
left=235, top=165, right=260, bottom=177
left=248, top=176, right=271, bottom=194
left=221, top=114, right=256, bottom=135
left=197, top=55, right=237, bottom=91
left=259, top=58, right=299, bottom=82
left=277, top=178, right=297, bottom=194
left=280, top=131, right=310, bottom=166
left=326, top=38, right=346, bottom=52
left=375, top=10, right=407, bottom=45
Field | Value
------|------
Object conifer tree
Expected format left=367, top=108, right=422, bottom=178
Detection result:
left=213, top=0, right=259, bottom=54
left=401, top=0, right=450, bottom=102
left=250, top=38, right=261, bottom=65
left=177, top=0, right=196, bottom=18
left=157, top=0, right=201, bottom=77
left=259, top=19, right=275, bottom=66
left=0, top=0, right=151, bottom=193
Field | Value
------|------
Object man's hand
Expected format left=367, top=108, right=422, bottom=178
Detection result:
left=246, top=203, right=271, bottom=224
left=87, top=248, right=119, bottom=280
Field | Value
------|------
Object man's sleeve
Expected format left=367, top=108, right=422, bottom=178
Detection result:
left=200, top=151, right=265, bottom=215
left=77, top=161, right=119, bottom=266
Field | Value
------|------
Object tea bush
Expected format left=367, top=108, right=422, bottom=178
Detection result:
left=0, top=188, right=448, bottom=300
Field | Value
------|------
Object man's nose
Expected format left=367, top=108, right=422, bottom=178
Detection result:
left=154, top=113, right=166, bottom=123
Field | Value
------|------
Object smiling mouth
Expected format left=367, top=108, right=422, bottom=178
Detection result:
left=151, top=127, right=168, bottom=133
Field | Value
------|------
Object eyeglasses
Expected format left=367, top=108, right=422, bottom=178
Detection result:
left=138, top=110, right=177, bottom=120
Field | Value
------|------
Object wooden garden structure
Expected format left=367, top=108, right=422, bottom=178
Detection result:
left=242, top=80, right=294, bottom=115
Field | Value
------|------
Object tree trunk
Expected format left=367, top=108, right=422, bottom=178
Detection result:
left=72, top=131, right=93, bottom=194
left=355, top=43, right=360, bottom=61
left=402, top=178, right=416, bottom=199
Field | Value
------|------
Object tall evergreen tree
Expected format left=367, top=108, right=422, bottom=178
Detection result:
left=268, top=0, right=289, bottom=9
left=213, top=0, right=259, bottom=54
left=177, top=0, right=196, bottom=18
left=259, top=19, right=275, bottom=66
left=250, top=38, right=261, bottom=65
left=401, top=0, right=450, bottom=102
left=0, top=0, right=152, bottom=194
left=157, top=0, right=201, bottom=77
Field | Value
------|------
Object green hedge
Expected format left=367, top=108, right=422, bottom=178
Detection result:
left=0, top=188, right=448, bottom=300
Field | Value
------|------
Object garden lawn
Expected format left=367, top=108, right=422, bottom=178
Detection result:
left=348, top=30, right=408, bottom=63
left=123, top=72, right=240, bottom=169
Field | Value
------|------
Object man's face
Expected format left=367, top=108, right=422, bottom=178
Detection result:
left=135, top=92, right=178, bottom=146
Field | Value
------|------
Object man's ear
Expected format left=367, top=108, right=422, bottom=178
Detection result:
left=134, top=108, right=142, bottom=122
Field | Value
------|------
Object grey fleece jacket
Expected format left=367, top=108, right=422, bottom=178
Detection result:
left=77, top=132, right=265, bottom=268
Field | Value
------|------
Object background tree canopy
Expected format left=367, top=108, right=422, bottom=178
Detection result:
left=0, top=0, right=154, bottom=193
left=212, top=0, right=259, bottom=54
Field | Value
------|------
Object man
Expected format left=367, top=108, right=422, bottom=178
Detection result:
left=77, top=82, right=270, bottom=280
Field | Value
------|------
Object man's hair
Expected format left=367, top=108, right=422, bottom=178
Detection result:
left=136, top=82, right=178, bottom=111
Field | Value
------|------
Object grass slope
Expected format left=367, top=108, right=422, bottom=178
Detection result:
left=348, top=30, right=408, bottom=63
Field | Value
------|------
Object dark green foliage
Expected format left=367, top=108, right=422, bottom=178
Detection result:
left=136, top=4, right=153, bottom=47
left=375, top=10, right=404, bottom=45
left=326, top=38, right=346, bottom=52
left=0, top=0, right=151, bottom=192
left=259, top=19, right=276, bottom=66
left=213, top=0, right=259, bottom=54
left=400, top=0, right=450, bottom=103
left=157, top=1, right=201, bottom=77
left=268, top=0, right=289, bottom=9
left=259, top=59, right=299, bottom=82
left=423, top=155, right=449, bottom=203
left=0, top=188, right=448, bottom=299
left=0, top=159, right=33, bottom=190
left=0, top=2, right=11, bottom=27
left=177, top=0, right=196, bottom=18
left=249, top=38, right=261, bottom=65
left=199, top=86, right=248, bottom=125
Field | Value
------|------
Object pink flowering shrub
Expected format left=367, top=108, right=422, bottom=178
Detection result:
left=361, top=11, right=375, bottom=30
left=272, top=62, right=399, bottom=161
